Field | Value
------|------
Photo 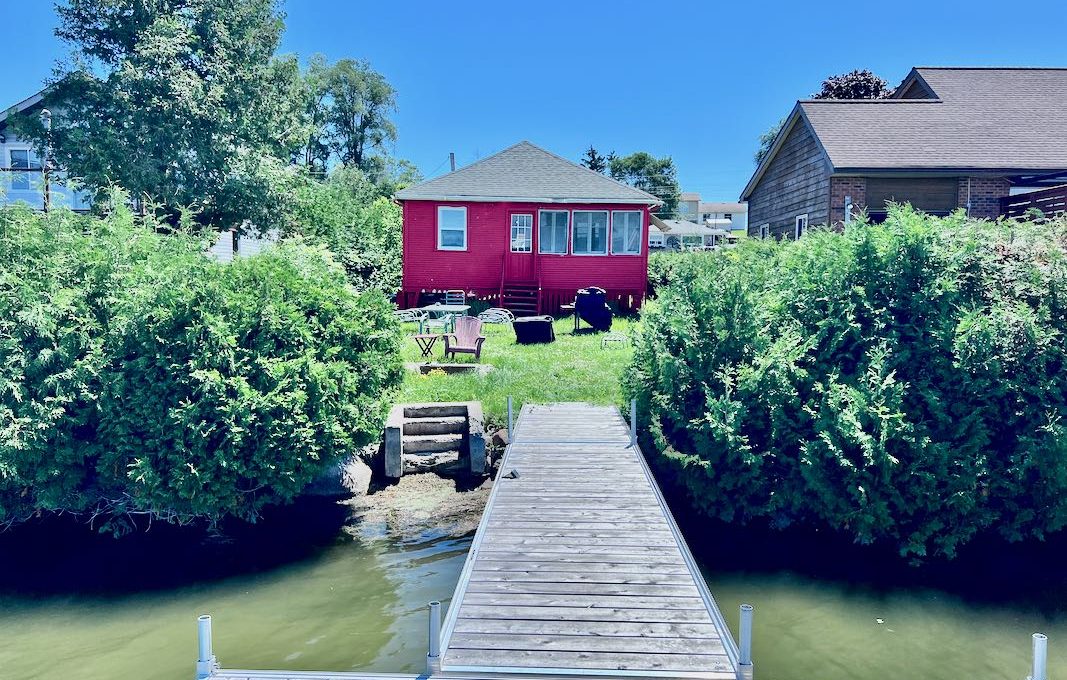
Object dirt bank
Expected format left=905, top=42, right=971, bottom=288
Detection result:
left=344, top=472, right=492, bottom=542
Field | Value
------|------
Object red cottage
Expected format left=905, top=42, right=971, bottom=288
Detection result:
left=395, top=141, right=660, bottom=315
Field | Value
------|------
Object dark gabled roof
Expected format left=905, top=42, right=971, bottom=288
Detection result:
left=395, top=141, right=660, bottom=205
left=0, top=90, right=46, bottom=130
left=742, top=67, right=1067, bottom=199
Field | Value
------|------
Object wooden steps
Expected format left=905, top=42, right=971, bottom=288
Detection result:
left=501, top=283, right=540, bottom=316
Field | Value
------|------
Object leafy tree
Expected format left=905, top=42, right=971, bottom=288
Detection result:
left=302, top=57, right=398, bottom=174
left=580, top=146, right=609, bottom=173
left=609, top=151, right=679, bottom=218
left=754, top=118, right=785, bottom=166
left=813, top=69, right=893, bottom=99
left=289, top=166, right=404, bottom=294
left=0, top=198, right=402, bottom=531
left=13, top=0, right=308, bottom=230
left=630, top=209, right=1067, bottom=561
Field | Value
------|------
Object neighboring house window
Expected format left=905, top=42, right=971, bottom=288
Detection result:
left=538, top=210, right=569, bottom=254
left=572, top=210, right=608, bottom=255
left=724, top=213, right=732, bottom=220
left=795, top=214, right=808, bottom=239
left=759, top=224, right=770, bottom=239
left=9, top=149, right=40, bottom=191
left=510, top=213, right=532, bottom=253
left=611, top=210, right=642, bottom=255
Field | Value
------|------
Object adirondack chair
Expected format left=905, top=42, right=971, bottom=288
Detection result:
left=444, top=316, right=487, bottom=361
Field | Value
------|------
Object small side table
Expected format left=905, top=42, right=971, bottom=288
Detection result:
left=413, top=333, right=440, bottom=359
left=561, top=303, right=579, bottom=332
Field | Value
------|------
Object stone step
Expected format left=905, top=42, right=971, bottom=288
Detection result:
left=403, top=433, right=464, bottom=454
left=404, top=450, right=462, bottom=474
left=403, top=403, right=468, bottom=419
left=404, top=415, right=466, bottom=436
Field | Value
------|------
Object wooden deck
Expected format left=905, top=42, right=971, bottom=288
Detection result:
left=438, top=403, right=739, bottom=679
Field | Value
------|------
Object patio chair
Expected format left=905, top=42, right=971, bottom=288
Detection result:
left=421, top=313, right=455, bottom=334
left=444, top=290, right=467, bottom=309
left=393, top=309, right=428, bottom=325
left=444, top=316, right=487, bottom=361
left=477, top=307, right=515, bottom=324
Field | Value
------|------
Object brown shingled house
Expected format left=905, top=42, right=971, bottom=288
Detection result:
left=741, top=67, right=1067, bottom=238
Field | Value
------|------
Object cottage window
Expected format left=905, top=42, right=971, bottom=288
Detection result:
left=759, top=224, right=769, bottom=239
left=437, top=206, right=467, bottom=250
left=611, top=211, right=642, bottom=255
left=572, top=210, right=608, bottom=255
left=795, top=214, right=808, bottom=239
left=510, top=214, right=532, bottom=253
left=538, top=210, right=569, bottom=254
left=9, top=149, right=40, bottom=191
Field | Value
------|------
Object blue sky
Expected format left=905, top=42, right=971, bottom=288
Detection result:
left=5, top=1, right=1067, bottom=200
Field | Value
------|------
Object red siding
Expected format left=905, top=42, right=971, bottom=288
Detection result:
left=400, top=200, right=651, bottom=312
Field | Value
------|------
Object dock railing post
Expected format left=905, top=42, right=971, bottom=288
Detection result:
left=196, top=614, right=217, bottom=680
left=426, top=600, right=442, bottom=674
left=738, top=603, right=754, bottom=680
left=629, top=398, right=637, bottom=447
left=507, top=396, right=514, bottom=441
left=1029, top=633, right=1048, bottom=680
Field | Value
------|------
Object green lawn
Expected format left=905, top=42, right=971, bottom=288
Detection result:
left=396, top=317, right=636, bottom=428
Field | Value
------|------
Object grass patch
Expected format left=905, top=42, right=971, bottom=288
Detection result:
left=396, top=317, right=635, bottom=427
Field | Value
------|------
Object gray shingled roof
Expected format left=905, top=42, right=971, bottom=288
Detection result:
left=395, top=141, right=660, bottom=204
left=800, top=68, right=1067, bottom=172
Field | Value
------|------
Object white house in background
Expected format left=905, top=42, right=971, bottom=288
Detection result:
left=699, top=201, right=748, bottom=236
left=676, top=192, right=701, bottom=221
left=0, top=91, right=91, bottom=211
left=208, top=229, right=279, bottom=263
left=2, top=90, right=276, bottom=262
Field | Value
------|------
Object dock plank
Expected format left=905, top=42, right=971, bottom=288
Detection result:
left=438, top=403, right=738, bottom=680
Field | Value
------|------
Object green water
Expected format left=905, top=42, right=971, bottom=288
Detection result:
left=2, top=498, right=1067, bottom=680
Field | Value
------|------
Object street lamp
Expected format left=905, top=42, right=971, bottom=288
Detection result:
left=40, top=108, right=52, bottom=213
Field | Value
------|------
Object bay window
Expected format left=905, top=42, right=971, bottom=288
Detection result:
left=538, top=210, right=569, bottom=254
left=572, top=210, right=608, bottom=255
left=611, top=211, right=642, bottom=255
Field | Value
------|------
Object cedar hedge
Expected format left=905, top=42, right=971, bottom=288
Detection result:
left=0, top=199, right=402, bottom=532
left=628, top=207, right=1067, bottom=559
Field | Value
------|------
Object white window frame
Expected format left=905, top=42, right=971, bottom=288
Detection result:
left=795, top=214, right=808, bottom=239
left=436, top=206, right=468, bottom=251
left=759, top=224, right=770, bottom=239
left=610, top=210, right=643, bottom=256
left=538, top=210, right=569, bottom=255
left=8, top=148, right=40, bottom=192
left=510, top=213, right=533, bottom=253
left=571, top=210, right=609, bottom=256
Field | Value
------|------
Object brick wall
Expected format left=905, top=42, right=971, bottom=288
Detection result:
left=957, top=177, right=1011, bottom=220
left=829, top=177, right=866, bottom=227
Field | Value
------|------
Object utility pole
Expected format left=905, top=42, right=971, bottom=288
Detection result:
left=40, top=109, right=52, bottom=213
left=449, top=152, right=455, bottom=172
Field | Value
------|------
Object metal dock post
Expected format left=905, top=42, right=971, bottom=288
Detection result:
left=1029, top=632, right=1048, bottom=680
left=196, top=614, right=217, bottom=680
left=426, top=600, right=442, bottom=674
left=738, top=604, right=754, bottom=680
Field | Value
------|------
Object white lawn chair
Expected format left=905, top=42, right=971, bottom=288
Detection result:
left=478, top=308, right=516, bottom=324
left=394, top=309, right=428, bottom=325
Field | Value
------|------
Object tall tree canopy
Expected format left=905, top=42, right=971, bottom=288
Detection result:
left=609, top=152, right=679, bottom=218
left=813, top=69, right=893, bottom=99
left=300, top=57, right=399, bottom=177
left=16, top=0, right=308, bottom=229
left=580, top=146, right=609, bottom=174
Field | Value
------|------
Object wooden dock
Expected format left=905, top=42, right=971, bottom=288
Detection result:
left=436, top=403, right=739, bottom=679
left=199, top=402, right=745, bottom=680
